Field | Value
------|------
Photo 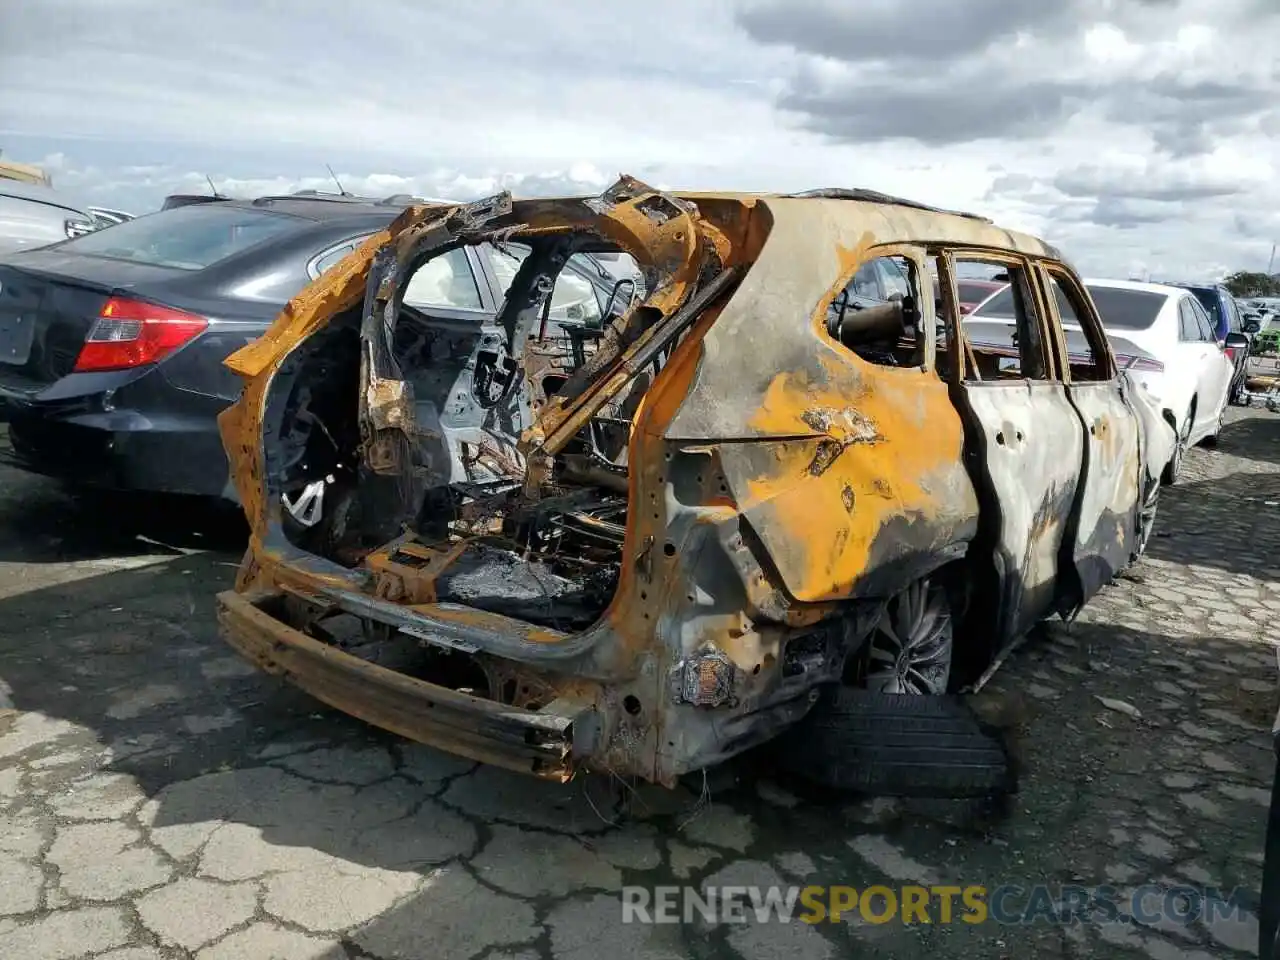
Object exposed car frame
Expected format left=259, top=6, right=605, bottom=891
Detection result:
left=216, top=176, right=1174, bottom=786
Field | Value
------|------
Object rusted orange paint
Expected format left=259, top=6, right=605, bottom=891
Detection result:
left=739, top=345, right=964, bottom=603
left=402, top=604, right=565, bottom=644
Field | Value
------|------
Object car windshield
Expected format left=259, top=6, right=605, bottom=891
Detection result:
left=57, top=204, right=298, bottom=270
left=1084, top=286, right=1167, bottom=330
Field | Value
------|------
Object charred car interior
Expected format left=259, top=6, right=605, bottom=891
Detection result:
left=215, top=177, right=1175, bottom=787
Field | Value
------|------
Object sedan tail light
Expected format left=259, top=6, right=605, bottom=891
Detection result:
left=1117, top=354, right=1164, bottom=373
left=73, top=297, right=208, bottom=373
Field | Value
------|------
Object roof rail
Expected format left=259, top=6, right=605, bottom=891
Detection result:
left=787, top=187, right=992, bottom=223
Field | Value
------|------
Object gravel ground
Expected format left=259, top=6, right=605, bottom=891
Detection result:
left=0, top=407, right=1275, bottom=960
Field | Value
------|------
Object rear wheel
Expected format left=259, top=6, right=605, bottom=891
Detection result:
left=769, top=576, right=1012, bottom=796
left=1202, top=401, right=1226, bottom=447
left=1229, top=369, right=1247, bottom=406
left=863, top=576, right=953, bottom=695
left=1133, top=478, right=1160, bottom=561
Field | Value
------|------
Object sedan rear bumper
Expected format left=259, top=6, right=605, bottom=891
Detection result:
left=216, top=589, right=585, bottom=780
left=3, top=409, right=232, bottom=498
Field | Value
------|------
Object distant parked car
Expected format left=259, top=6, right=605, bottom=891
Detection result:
left=0, top=180, right=98, bottom=256
left=969, top=278, right=1234, bottom=483
left=1244, top=297, right=1280, bottom=332
left=1164, top=282, right=1255, bottom=404
left=0, top=192, right=639, bottom=500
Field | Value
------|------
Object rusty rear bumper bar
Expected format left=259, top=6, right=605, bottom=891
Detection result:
left=216, top=589, right=585, bottom=781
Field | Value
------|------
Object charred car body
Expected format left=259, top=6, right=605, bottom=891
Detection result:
left=216, top=178, right=1175, bottom=786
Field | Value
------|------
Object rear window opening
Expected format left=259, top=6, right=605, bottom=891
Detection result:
left=58, top=204, right=299, bottom=270
left=265, top=229, right=704, bottom=634
left=823, top=253, right=927, bottom=369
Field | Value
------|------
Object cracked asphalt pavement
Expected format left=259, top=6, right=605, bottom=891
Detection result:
left=0, top=408, right=1277, bottom=960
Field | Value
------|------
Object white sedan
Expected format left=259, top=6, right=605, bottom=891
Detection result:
left=968, top=277, right=1234, bottom=483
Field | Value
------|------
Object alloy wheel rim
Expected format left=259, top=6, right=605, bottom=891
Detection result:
left=865, top=578, right=952, bottom=695
left=1137, top=483, right=1159, bottom=556
left=1171, top=416, right=1190, bottom=476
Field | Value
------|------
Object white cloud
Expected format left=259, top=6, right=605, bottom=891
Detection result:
left=1, top=0, right=1278, bottom=278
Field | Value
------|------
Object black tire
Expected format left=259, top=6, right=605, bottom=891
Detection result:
left=771, top=687, right=1015, bottom=797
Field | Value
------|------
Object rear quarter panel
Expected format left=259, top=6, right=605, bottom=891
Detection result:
left=660, top=202, right=980, bottom=603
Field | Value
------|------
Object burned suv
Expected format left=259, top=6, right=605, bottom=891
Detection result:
left=216, top=178, right=1175, bottom=786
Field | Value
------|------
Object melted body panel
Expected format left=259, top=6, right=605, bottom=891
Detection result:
left=1061, top=381, right=1142, bottom=600
left=958, top=381, right=1085, bottom=641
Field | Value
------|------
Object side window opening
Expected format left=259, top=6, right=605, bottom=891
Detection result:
left=1045, top=272, right=1111, bottom=382
left=877, top=257, right=911, bottom=300
left=825, top=253, right=926, bottom=369
left=947, top=255, right=1048, bottom=382
left=402, top=247, right=484, bottom=311
left=483, top=243, right=611, bottom=331
left=849, top=260, right=882, bottom=300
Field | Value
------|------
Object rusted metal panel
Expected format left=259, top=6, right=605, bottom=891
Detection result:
left=1062, top=383, right=1141, bottom=595
left=650, top=203, right=982, bottom=603
left=961, top=382, right=1085, bottom=639
left=217, top=589, right=581, bottom=781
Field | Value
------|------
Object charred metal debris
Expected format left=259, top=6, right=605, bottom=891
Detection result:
left=265, top=177, right=739, bottom=633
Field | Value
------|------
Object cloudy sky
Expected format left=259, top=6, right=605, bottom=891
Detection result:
left=2, top=0, right=1278, bottom=279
